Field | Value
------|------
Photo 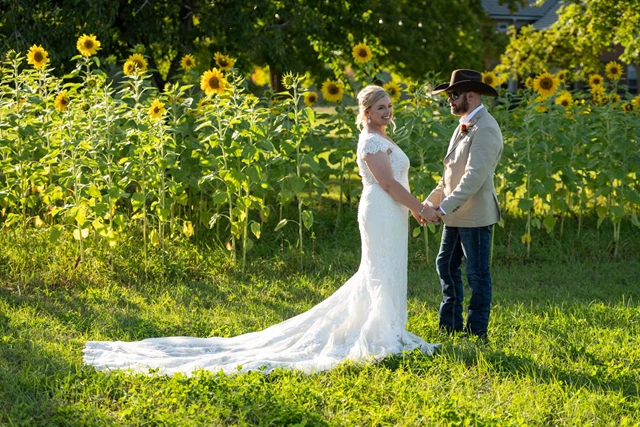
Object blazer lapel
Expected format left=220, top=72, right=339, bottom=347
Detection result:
left=444, top=125, right=465, bottom=160
left=444, top=108, right=488, bottom=160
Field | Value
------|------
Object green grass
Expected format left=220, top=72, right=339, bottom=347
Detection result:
left=1, top=204, right=639, bottom=426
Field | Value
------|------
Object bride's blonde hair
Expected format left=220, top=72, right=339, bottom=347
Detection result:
left=356, top=85, right=393, bottom=130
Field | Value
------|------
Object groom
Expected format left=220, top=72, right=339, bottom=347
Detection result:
left=425, top=69, right=503, bottom=339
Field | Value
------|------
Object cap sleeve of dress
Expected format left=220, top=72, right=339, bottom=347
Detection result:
left=358, top=134, right=391, bottom=159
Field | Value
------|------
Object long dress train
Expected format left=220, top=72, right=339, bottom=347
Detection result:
left=83, top=131, right=439, bottom=375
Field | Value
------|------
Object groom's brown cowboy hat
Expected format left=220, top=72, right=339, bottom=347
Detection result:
left=432, top=69, right=499, bottom=97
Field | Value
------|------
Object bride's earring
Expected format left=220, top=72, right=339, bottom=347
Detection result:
left=367, top=116, right=371, bottom=124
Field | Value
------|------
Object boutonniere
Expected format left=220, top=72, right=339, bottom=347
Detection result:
left=460, top=123, right=468, bottom=133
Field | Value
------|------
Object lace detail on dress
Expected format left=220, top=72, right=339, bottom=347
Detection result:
left=357, top=132, right=410, bottom=188
left=83, top=130, right=439, bottom=376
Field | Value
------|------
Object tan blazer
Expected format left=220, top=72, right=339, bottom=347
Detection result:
left=426, top=107, right=503, bottom=228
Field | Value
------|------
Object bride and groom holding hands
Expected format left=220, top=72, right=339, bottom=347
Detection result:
left=84, top=69, right=504, bottom=375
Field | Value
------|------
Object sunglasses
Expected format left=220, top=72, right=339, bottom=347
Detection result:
left=447, top=92, right=467, bottom=101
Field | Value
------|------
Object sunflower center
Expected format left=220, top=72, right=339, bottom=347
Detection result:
left=34, top=52, right=44, bottom=62
left=84, top=40, right=94, bottom=49
left=540, top=78, right=553, bottom=90
left=154, top=107, right=160, bottom=114
left=61, top=98, right=69, bottom=106
left=593, top=78, right=601, bottom=85
left=328, top=85, right=339, bottom=95
left=219, top=59, right=228, bottom=67
left=561, top=100, right=569, bottom=107
left=309, top=94, right=316, bottom=101
left=358, top=49, right=367, bottom=58
left=208, top=76, right=220, bottom=88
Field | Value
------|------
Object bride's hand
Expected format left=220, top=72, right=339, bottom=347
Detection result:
left=411, top=210, right=427, bottom=225
left=419, top=205, right=439, bottom=224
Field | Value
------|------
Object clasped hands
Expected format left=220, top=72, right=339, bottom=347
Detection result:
left=411, top=204, right=443, bottom=226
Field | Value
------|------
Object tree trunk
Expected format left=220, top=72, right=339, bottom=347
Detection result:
left=269, top=65, right=283, bottom=93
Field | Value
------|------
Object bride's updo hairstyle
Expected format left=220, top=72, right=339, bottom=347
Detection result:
left=356, top=85, right=392, bottom=130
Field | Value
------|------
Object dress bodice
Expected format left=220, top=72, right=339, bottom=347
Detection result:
left=356, top=131, right=410, bottom=188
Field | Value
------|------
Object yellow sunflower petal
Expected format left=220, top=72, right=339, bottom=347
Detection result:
left=321, top=80, right=344, bottom=103
left=126, top=54, right=148, bottom=73
left=200, top=68, right=228, bottom=95
left=303, top=91, right=318, bottom=107
left=76, top=34, right=101, bottom=57
left=54, top=91, right=70, bottom=111
left=180, top=54, right=196, bottom=71
left=27, top=45, right=49, bottom=69
left=149, top=99, right=165, bottom=119
left=605, top=61, right=623, bottom=80
left=481, top=71, right=499, bottom=88
left=352, top=43, right=373, bottom=64
left=533, top=72, right=559, bottom=98
left=214, top=52, right=236, bottom=71
left=383, top=81, right=402, bottom=103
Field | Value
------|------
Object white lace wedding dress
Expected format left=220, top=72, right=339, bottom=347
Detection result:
left=83, top=131, right=439, bottom=375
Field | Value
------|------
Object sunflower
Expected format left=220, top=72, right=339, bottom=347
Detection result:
left=200, top=68, right=228, bottom=95
left=149, top=99, right=165, bottom=120
left=555, top=69, right=568, bottom=83
left=303, top=91, right=318, bottom=107
left=622, top=103, right=632, bottom=113
left=555, top=90, right=573, bottom=108
left=591, top=84, right=605, bottom=101
left=588, top=74, right=603, bottom=87
left=281, top=71, right=295, bottom=89
left=123, top=54, right=147, bottom=75
left=54, top=91, right=70, bottom=111
left=610, top=94, right=621, bottom=104
left=214, top=52, right=236, bottom=71
left=632, top=94, right=640, bottom=110
left=76, top=34, right=101, bottom=57
left=521, top=234, right=532, bottom=244
left=352, top=43, right=373, bottom=64
left=26, top=45, right=49, bottom=69
left=605, top=61, right=623, bottom=81
left=251, top=66, right=270, bottom=87
left=533, top=72, right=559, bottom=98
left=123, top=60, right=136, bottom=76
left=524, top=77, right=534, bottom=89
left=321, top=80, right=344, bottom=103
left=180, top=54, right=196, bottom=70
left=534, top=96, right=547, bottom=113
left=481, top=71, right=499, bottom=88
left=383, top=81, right=402, bottom=103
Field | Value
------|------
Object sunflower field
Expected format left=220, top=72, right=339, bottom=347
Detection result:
left=1, top=39, right=639, bottom=274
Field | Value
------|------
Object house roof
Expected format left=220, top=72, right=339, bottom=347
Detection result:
left=532, top=1, right=562, bottom=29
left=481, top=0, right=561, bottom=23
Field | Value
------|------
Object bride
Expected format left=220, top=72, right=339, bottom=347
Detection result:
left=84, top=85, right=440, bottom=375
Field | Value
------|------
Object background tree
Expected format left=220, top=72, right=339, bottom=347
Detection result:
left=494, top=0, right=640, bottom=78
left=1, top=0, right=506, bottom=89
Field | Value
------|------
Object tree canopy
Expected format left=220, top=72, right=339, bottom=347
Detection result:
left=494, top=0, right=640, bottom=78
left=1, top=0, right=505, bottom=88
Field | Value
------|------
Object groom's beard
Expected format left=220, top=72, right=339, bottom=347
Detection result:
left=451, top=96, right=469, bottom=116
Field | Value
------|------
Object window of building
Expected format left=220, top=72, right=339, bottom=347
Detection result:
left=628, top=65, right=638, bottom=94
left=497, top=23, right=509, bottom=33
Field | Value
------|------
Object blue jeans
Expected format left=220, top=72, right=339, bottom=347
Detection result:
left=436, top=225, right=493, bottom=338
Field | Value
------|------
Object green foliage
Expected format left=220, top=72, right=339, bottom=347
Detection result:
left=0, top=0, right=504, bottom=87
left=495, top=0, right=640, bottom=78
left=1, top=213, right=639, bottom=425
